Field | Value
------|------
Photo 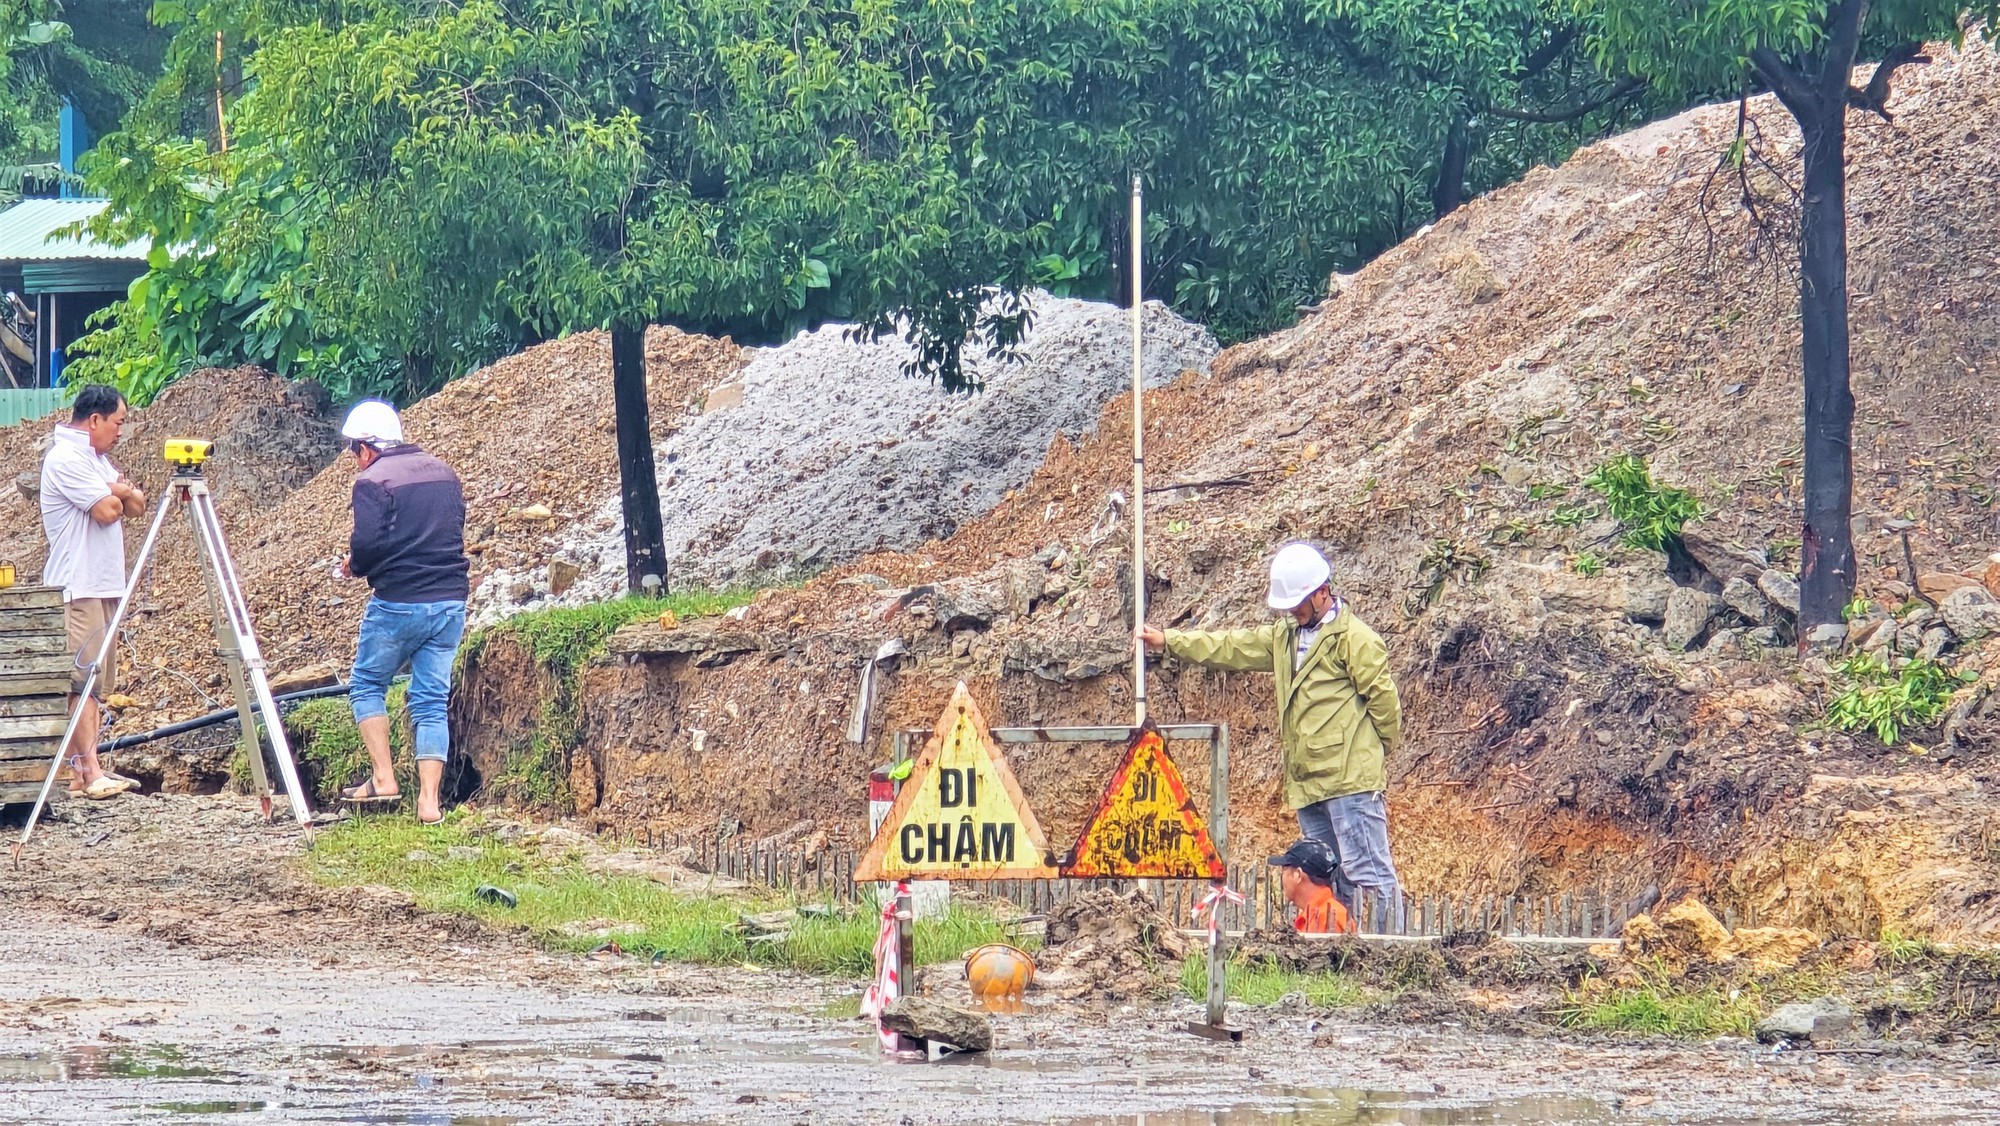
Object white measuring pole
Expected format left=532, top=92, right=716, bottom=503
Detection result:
left=1130, top=173, right=1147, bottom=728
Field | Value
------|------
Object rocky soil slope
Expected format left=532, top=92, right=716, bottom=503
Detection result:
left=516, top=39, right=2000, bottom=942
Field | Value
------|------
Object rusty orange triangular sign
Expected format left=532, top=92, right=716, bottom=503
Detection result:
left=854, top=683, right=1059, bottom=881
left=1061, top=724, right=1224, bottom=879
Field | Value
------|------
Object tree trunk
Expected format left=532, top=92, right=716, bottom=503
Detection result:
left=1432, top=115, right=1470, bottom=220
left=1795, top=105, right=1856, bottom=639
left=611, top=321, right=668, bottom=594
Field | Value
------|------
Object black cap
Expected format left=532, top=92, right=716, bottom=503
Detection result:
left=1266, top=839, right=1337, bottom=883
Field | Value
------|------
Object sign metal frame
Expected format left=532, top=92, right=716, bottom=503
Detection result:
left=884, top=719, right=1239, bottom=1039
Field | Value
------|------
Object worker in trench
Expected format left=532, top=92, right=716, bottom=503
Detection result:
left=39, top=384, right=145, bottom=800
left=1139, top=542, right=1405, bottom=930
left=1267, top=838, right=1356, bottom=934
left=333, top=400, right=470, bottom=825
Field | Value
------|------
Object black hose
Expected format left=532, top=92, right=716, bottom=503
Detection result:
left=97, top=683, right=353, bottom=753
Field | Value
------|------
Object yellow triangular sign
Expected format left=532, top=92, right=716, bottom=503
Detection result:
left=854, top=682, right=1058, bottom=881
left=1061, top=724, right=1225, bottom=879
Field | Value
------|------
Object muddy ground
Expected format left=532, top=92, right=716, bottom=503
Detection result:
left=2, top=796, right=1997, bottom=1125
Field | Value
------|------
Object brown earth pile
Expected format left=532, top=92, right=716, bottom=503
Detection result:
left=0, top=366, right=339, bottom=584
left=539, top=40, right=2000, bottom=941
left=1033, top=889, right=1187, bottom=1001
left=91, top=329, right=740, bottom=782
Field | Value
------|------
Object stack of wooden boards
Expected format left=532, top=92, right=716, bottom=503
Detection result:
left=0, top=585, right=72, bottom=804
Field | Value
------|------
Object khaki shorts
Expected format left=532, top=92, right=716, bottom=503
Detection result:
left=66, top=596, right=119, bottom=698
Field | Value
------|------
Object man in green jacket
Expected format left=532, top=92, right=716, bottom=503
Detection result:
left=1139, top=542, right=1404, bottom=929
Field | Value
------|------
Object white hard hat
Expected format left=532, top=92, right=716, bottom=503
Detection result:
left=1266, top=543, right=1331, bottom=610
left=340, top=399, right=403, bottom=445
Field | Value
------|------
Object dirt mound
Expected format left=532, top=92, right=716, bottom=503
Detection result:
left=526, top=39, right=2000, bottom=941
left=0, top=367, right=338, bottom=587
left=99, top=328, right=741, bottom=761
left=1034, top=889, right=1187, bottom=1001
left=483, top=295, right=1216, bottom=618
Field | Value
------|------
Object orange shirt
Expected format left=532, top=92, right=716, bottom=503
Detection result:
left=1291, top=885, right=1356, bottom=934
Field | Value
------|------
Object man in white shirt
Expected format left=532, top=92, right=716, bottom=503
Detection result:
left=40, top=384, right=146, bottom=800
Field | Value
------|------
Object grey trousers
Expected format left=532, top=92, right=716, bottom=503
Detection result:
left=1296, top=790, right=1404, bottom=933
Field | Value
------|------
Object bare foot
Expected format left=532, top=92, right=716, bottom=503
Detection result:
left=417, top=799, right=443, bottom=825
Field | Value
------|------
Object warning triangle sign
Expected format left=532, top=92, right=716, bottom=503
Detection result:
left=1061, top=724, right=1225, bottom=879
left=854, top=683, right=1058, bottom=881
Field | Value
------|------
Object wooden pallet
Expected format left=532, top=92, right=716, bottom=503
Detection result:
left=0, top=585, right=72, bottom=804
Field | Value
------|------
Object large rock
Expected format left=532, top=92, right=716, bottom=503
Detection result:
left=881, top=997, right=992, bottom=1052
left=1719, top=926, right=1821, bottom=973
left=1757, top=569, right=1801, bottom=616
left=1918, top=572, right=1984, bottom=604
left=1755, top=998, right=1854, bottom=1044
left=1681, top=529, right=1764, bottom=587
left=1623, top=574, right=1678, bottom=624
left=1722, top=577, right=1770, bottom=623
left=1662, top=588, right=1721, bottom=651
left=1941, top=584, right=2000, bottom=641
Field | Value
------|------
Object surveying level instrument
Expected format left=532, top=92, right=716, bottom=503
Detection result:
left=11, top=438, right=314, bottom=862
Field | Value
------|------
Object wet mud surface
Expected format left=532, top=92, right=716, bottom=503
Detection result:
left=2, top=797, right=1997, bottom=1124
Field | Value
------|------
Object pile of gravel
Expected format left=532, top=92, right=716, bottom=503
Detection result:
left=477, top=294, right=1215, bottom=618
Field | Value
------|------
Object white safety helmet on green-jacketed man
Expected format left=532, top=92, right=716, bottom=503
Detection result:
left=340, top=399, right=404, bottom=446
left=1266, top=542, right=1332, bottom=610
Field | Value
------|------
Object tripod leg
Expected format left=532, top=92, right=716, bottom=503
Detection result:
left=13, top=492, right=177, bottom=858
left=190, top=508, right=273, bottom=814
left=187, top=485, right=313, bottom=826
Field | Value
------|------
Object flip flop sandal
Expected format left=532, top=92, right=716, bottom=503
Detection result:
left=339, top=778, right=400, bottom=804
left=418, top=810, right=446, bottom=826
left=81, top=776, right=131, bottom=800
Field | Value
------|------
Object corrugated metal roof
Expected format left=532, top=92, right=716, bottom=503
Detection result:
left=0, top=199, right=144, bottom=262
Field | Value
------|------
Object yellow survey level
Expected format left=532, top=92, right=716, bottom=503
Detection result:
left=163, top=438, right=215, bottom=467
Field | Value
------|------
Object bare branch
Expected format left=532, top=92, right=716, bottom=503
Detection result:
left=1847, top=42, right=1929, bottom=121
left=1484, top=76, right=1646, bottom=123
left=1515, top=24, right=1580, bottom=80
left=1748, top=47, right=1814, bottom=116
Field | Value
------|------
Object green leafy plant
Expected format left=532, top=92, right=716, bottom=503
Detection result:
left=1841, top=596, right=1874, bottom=623
left=1572, top=551, right=1604, bottom=577
left=1550, top=501, right=1596, bottom=528
left=1824, top=654, right=1973, bottom=746
left=1583, top=455, right=1701, bottom=552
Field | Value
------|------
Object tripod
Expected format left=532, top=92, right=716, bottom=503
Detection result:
left=12, top=453, right=314, bottom=859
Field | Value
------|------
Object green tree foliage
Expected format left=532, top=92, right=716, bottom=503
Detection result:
left=2, top=1, right=170, bottom=199
left=78, top=0, right=1672, bottom=397
left=1576, top=0, right=1996, bottom=637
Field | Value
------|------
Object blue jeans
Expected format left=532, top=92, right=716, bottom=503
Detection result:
left=1296, top=790, right=1404, bottom=933
left=350, top=598, right=466, bottom=763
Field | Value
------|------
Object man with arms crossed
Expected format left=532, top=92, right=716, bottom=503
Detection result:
left=40, top=384, right=145, bottom=800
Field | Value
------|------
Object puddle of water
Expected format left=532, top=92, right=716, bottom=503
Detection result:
left=314, top=1117, right=520, bottom=1125
left=1061, top=1090, right=1612, bottom=1125
left=0, top=1046, right=225, bottom=1082
left=150, top=1101, right=268, bottom=1115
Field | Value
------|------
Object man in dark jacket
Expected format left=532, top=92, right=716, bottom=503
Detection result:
left=335, top=399, right=469, bottom=824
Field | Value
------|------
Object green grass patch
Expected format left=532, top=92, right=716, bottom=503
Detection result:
left=275, top=685, right=411, bottom=800
left=305, top=813, right=1024, bottom=977
left=461, top=590, right=757, bottom=807
left=1556, top=974, right=1760, bottom=1038
left=1178, top=954, right=1368, bottom=1009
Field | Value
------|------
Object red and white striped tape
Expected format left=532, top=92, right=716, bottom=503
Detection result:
left=1192, top=882, right=1245, bottom=941
left=860, top=880, right=911, bottom=1052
